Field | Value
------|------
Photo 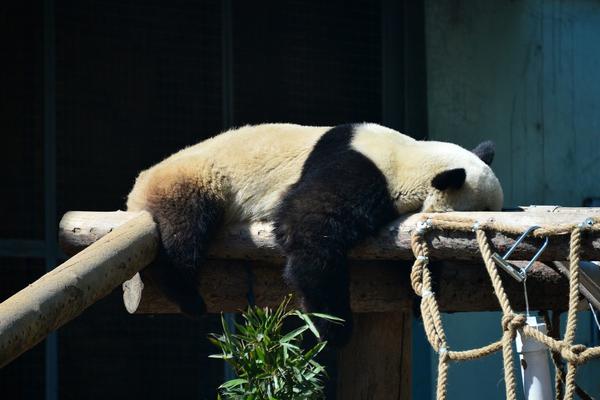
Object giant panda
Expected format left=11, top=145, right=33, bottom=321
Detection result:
left=126, top=123, right=503, bottom=345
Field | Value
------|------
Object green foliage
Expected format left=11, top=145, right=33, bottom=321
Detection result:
left=209, top=295, right=343, bottom=400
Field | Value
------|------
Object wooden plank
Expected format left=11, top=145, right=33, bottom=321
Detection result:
left=131, top=259, right=569, bottom=314
left=337, top=312, right=412, bottom=400
left=0, top=212, right=158, bottom=368
left=134, top=260, right=412, bottom=314
left=60, top=210, right=600, bottom=262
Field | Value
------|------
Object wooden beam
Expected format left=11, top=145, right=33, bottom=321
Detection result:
left=56, top=210, right=585, bottom=314
left=134, top=260, right=413, bottom=314
left=60, top=209, right=600, bottom=262
left=131, top=259, right=569, bottom=314
left=0, top=212, right=158, bottom=368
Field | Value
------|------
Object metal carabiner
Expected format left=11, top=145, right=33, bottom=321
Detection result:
left=491, top=226, right=549, bottom=282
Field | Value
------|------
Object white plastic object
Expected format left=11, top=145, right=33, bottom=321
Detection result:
left=515, top=316, right=553, bottom=400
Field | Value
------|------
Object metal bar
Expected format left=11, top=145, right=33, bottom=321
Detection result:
left=0, top=239, right=46, bottom=258
left=383, top=1, right=431, bottom=398
left=221, top=0, right=236, bottom=383
left=222, top=0, right=234, bottom=130
left=381, top=0, right=403, bottom=132
left=400, top=0, right=428, bottom=139
left=43, top=0, right=58, bottom=398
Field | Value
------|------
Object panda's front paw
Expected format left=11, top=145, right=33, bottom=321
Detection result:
left=314, top=313, right=353, bottom=348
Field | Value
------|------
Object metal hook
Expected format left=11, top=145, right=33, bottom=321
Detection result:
left=491, top=226, right=549, bottom=283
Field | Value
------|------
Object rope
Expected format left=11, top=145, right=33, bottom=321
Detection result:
left=409, top=215, right=600, bottom=400
left=543, top=311, right=593, bottom=400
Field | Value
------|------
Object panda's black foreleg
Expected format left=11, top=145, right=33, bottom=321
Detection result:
left=276, top=213, right=354, bottom=347
left=285, top=248, right=353, bottom=346
left=273, top=180, right=373, bottom=347
left=147, top=181, right=224, bottom=319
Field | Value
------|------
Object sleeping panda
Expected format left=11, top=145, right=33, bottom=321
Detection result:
left=126, top=123, right=503, bottom=345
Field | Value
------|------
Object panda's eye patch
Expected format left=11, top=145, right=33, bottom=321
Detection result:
left=431, top=168, right=466, bottom=191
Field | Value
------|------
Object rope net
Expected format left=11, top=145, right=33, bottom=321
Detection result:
left=410, top=215, right=600, bottom=400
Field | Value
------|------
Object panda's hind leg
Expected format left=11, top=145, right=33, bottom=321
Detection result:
left=144, top=170, right=226, bottom=318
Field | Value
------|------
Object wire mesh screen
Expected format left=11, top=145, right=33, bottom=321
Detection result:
left=52, top=1, right=224, bottom=398
left=0, top=2, right=44, bottom=239
left=2, top=0, right=387, bottom=398
left=233, top=0, right=382, bottom=126
left=55, top=0, right=223, bottom=216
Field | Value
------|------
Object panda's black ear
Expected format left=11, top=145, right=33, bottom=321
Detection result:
left=431, top=168, right=466, bottom=191
left=472, top=140, right=495, bottom=165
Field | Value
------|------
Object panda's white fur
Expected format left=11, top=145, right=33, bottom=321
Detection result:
left=127, top=123, right=327, bottom=220
left=127, top=122, right=502, bottom=218
left=126, top=122, right=503, bottom=345
left=350, top=124, right=502, bottom=213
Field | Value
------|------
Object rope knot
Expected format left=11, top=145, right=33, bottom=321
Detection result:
left=502, top=314, right=526, bottom=333
left=561, top=344, right=587, bottom=365
left=571, top=344, right=586, bottom=354
left=438, top=346, right=450, bottom=362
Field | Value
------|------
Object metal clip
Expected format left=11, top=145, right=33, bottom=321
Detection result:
left=415, top=218, right=432, bottom=235
left=579, top=217, right=595, bottom=229
left=491, top=226, right=549, bottom=283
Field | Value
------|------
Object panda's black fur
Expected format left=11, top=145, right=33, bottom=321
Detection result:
left=273, top=124, right=399, bottom=344
left=127, top=123, right=502, bottom=346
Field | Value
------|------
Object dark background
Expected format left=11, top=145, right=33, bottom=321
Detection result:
left=0, top=0, right=425, bottom=398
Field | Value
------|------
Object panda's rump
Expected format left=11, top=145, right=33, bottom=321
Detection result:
left=127, top=123, right=330, bottom=223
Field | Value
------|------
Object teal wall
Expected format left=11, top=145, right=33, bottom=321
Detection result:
left=424, top=0, right=600, bottom=398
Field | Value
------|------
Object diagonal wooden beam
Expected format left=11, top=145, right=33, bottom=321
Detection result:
left=0, top=212, right=158, bottom=368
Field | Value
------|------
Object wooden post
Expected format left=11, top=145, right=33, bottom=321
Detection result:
left=338, top=312, right=412, bottom=400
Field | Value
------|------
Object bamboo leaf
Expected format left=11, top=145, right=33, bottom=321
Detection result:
left=219, top=378, right=248, bottom=389
left=310, top=313, right=345, bottom=323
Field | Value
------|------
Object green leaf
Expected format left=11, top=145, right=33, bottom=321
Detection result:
left=294, top=312, right=320, bottom=339
left=310, top=313, right=345, bottom=323
left=279, top=326, right=308, bottom=343
left=219, top=378, right=248, bottom=389
left=304, top=341, right=326, bottom=360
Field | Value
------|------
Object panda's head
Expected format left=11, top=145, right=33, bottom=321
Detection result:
left=420, top=140, right=503, bottom=212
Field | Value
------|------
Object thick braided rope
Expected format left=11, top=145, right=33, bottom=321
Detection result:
left=544, top=312, right=594, bottom=400
left=563, top=227, right=582, bottom=400
left=409, top=215, right=600, bottom=400
left=476, top=229, right=521, bottom=400
left=411, top=227, right=518, bottom=400
left=411, top=229, right=450, bottom=400
left=548, top=311, right=566, bottom=400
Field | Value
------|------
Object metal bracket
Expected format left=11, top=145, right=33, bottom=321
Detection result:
left=491, top=226, right=549, bottom=283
